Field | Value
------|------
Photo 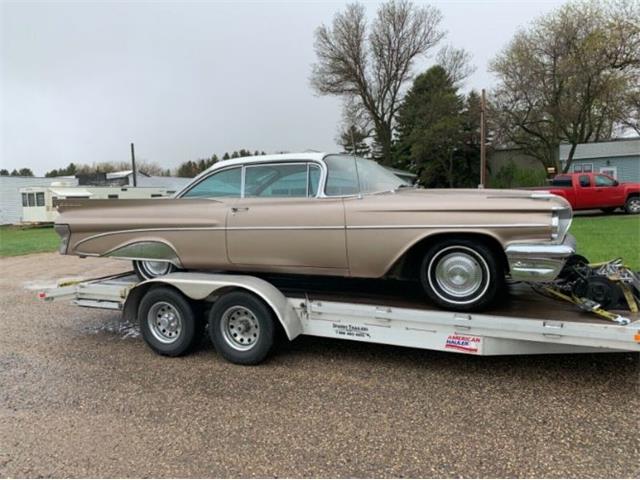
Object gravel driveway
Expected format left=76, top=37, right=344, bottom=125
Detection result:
left=1, top=253, right=638, bottom=478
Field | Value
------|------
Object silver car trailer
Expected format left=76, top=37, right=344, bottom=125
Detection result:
left=39, top=271, right=640, bottom=364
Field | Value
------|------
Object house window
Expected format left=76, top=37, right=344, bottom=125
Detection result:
left=36, top=192, right=45, bottom=206
left=27, top=193, right=35, bottom=207
left=599, top=166, right=617, bottom=179
left=573, top=163, right=593, bottom=173
left=22, top=193, right=28, bottom=207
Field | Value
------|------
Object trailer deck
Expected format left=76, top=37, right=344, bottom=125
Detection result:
left=39, top=270, right=640, bottom=360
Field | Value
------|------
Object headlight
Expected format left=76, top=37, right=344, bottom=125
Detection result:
left=54, top=224, right=70, bottom=254
left=551, top=207, right=572, bottom=241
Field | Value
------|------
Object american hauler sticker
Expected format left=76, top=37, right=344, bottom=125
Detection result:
left=444, top=335, right=481, bottom=353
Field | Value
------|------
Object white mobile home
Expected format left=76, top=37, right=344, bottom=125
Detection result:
left=20, top=185, right=173, bottom=223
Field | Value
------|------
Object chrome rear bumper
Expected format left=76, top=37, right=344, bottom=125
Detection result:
left=505, top=234, right=576, bottom=282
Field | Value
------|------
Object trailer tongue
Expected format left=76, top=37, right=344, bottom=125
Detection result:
left=38, top=270, right=640, bottom=364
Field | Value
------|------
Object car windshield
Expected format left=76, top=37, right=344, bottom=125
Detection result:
left=324, top=155, right=409, bottom=195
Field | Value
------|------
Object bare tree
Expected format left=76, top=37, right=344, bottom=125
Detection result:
left=436, top=45, right=476, bottom=86
left=490, top=0, right=640, bottom=172
left=311, top=0, right=444, bottom=165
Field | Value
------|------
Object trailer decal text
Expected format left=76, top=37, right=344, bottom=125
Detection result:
left=445, top=335, right=481, bottom=353
left=332, top=323, right=371, bottom=339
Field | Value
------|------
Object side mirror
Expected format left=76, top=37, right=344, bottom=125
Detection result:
left=613, top=180, right=619, bottom=186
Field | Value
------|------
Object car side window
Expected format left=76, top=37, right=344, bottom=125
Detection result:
left=182, top=167, right=242, bottom=198
left=325, top=156, right=359, bottom=196
left=245, top=163, right=314, bottom=198
left=595, top=175, right=615, bottom=187
left=579, top=175, right=590, bottom=187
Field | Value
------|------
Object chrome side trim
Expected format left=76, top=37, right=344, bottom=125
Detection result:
left=347, top=223, right=548, bottom=230
left=74, top=226, right=226, bottom=249
left=76, top=223, right=551, bottom=250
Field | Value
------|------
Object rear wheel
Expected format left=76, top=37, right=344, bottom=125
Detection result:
left=420, top=239, right=503, bottom=312
left=208, top=291, right=275, bottom=365
left=133, top=260, right=177, bottom=280
left=624, top=196, right=640, bottom=214
left=138, top=287, right=202, bottom=356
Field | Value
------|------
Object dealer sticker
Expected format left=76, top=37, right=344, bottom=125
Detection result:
left=444, top=335, right=482, bottom=354
left=332, top=323, right=371, bottom=339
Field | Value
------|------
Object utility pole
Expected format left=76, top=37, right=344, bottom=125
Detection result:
left=130, top=142, right=137, bottom=187
left=479, top=88, right=486, bottom=188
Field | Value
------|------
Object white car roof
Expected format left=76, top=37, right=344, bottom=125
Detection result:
left=202, top=152, right=328, bottom=174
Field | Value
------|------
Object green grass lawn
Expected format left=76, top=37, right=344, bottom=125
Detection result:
left=1, top=216, right=639, bottom=269
left=570, top=214, right=640, bottom=270
left=0, top=225, right=60, bottom=257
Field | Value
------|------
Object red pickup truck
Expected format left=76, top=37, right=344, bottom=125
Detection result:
left=535, top=172, right=640, bottom=214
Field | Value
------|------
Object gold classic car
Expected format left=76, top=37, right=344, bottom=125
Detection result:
left=54, top=153, right=576, bottom=311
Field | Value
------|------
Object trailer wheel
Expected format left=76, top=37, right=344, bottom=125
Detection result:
left=139, top=287, right=201, bottom=356
left=420, top=239, right=503, bottom=311
left=624, top=196, right=640, bottom=214
left=208, top=291, right=275, bottom=365
left=133, top=260, right=177, bottom=280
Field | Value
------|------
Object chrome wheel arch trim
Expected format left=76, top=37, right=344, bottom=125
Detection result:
left=100, top=240, right=183, bottom=268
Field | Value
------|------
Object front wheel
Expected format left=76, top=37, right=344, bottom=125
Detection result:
left=420, top=239, right=503, bottom=312
left=133, top=260, right=177, bottom=280
left=624, top=196, right=640, bottom=214
left=208, top=291, right=275, bottom=365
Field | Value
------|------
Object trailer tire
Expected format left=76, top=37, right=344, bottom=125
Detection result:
left=208, top=291, right=275, bottom=365
left=139, top=287, right=201, bottom=356
left=420, top=238, right=503, bottom=312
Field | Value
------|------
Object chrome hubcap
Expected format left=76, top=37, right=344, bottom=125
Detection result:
left=147, top=301, right=182, bottom=344
left=142, top=261, right=171, bottom=277
left=435, top=252, right=484, bottom=298
left=629, top=198, right=640, bottom=213
left=220, top=306, right=260, bottom=351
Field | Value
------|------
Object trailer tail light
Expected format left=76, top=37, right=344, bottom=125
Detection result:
left=53, top=223, right=71, bottom=254
left=634, top=333, right=640, bottom=343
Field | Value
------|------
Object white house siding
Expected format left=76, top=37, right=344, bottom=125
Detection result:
left=560, top=138, right=640, bottom=182
left=0, top=176, right=78, bottom=225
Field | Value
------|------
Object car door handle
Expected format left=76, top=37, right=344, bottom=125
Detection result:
left=231, top=207, right=250, bottom=213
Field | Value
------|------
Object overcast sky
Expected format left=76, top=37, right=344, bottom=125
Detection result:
left=1, top=0, right=566, bottom=176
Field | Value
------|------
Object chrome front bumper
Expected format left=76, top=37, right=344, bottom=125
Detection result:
left=505, top=234, right=576, bottom=282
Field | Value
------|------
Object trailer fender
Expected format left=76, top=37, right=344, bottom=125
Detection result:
left=122, top=272, right=303, bottom=340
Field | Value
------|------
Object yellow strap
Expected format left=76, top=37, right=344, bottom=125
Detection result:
left=620, top=284, right=639, bottom=313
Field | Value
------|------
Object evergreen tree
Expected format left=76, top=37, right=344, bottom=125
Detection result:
left=338, top=125, right=371, bottom=157
left=393, top=65, right=478, bottom=188
left=0, top=169, right=9, bottom=176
